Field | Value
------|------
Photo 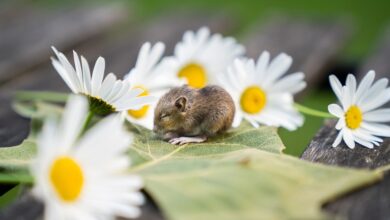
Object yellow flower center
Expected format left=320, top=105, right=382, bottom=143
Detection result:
left=345, top=105, right=363, bottom=129
left=240, top=86, right=267, bottom=114
left=178, top=63, right=207, bottom=88
left=128, top=86, right=150, bottom=119
left=49, top=156, right=84, bottom=202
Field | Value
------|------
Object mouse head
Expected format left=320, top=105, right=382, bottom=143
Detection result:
left=153, top=87, right=191, bottom=136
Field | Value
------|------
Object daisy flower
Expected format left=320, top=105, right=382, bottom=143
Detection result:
left=31, top=95, right=144, bottom=220
left=220, top=51, right=306, bottom=130
left=160, top=27, right=245, bottom=89
left=328, top=71, right=390, bottom=149
left=51, top=47, right=155, bottom=116
left=123, top=42, right=181, bottom=129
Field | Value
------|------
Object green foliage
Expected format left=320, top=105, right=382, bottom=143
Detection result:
left=0, top=139, right=36, bottom=172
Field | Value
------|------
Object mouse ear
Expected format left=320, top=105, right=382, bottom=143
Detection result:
left=175, top=97, right=187, bottom=112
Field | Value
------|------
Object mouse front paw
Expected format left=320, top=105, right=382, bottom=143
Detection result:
left=168, top=136, right=207, bottom=145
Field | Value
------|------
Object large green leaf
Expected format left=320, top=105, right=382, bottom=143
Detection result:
left=0, top=139, right=36, bottom=171
left=127, top=122, right=285, bottom=168
left=126, top=123, right=382, bottom=220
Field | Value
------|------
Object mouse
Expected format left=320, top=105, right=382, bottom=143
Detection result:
left=153, top=85, right=235, bottom=145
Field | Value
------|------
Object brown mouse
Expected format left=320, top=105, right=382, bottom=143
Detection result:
left=153, top=85, right=235, bottom=145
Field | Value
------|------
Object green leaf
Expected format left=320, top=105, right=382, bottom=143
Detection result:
left=13, top=100, right=64, bottom=119
left=0, top=171, right=33, bottom=184
left=127, top=124, right=382, bottom=220
left=14, top=91, right=69, bottom=103
left=0, top=184, right=24, bottom=208
left=127, top=122, right=285, bottom=169
left=0, top=139, right=36, bottom=171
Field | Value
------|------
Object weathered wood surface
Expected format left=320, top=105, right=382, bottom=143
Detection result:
left=302, top=120, right=390, bottom=168
left=358, top=27, right=390, bottom=81
left=243, top=17, right=351, bottom=93
left=0, top=192, right=164, bottom=220
left=301, top=26, right=390, bottom=219
left=0, top=5, right=127, bottom=84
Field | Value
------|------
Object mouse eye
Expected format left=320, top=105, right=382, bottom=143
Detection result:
left=160, top=113, right=170, bottom=119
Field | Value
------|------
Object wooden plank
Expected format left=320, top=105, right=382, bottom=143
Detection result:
left=0, top=5, right=127, bottom=84
left=358, top=27, right=390, bottom=80
left=0, top=192, right=164, bottom=220
left=0, top=11, right=234, bottom=220
left=243, top=16, right=350, bottom=93
left=301, top=26, right=390, bottom=220
left=301, top=120, right=390, bottom=168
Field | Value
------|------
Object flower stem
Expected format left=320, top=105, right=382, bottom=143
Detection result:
left=15, top=91, right=68, bottom=102
left=294, top=103, right=335, bottom=118
left=81, top=111, right=94, bottom=134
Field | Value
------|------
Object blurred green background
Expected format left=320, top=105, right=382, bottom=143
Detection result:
left=35, top=0, right=390, bottom=156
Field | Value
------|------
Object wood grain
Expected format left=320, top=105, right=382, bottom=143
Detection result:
left=0, top=5, right=127, bottom=84
left=358, top=27, right=390, bottom=80
left=243, top=16, right=351, bottom=93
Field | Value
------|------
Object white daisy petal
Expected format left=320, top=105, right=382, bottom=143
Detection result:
left=332, top=130, right=343, bottom=147
left=329, top=75, right=343, bottom=101
left=361, top=88, right=390, bottom=112
left=328, top=104, right=344, bottom=117
left=59, top=95, right=88, bottom=152
left=346, top=74, right=357, bottom=102
left=364, top=108, right=390, bottom=122
left=51, top=58, right=78, bottom=93
left=255, top=51, right=270, bottom=80
left=335, top=119, right=345, bottom=130
left=355, top=70, right=375, bottom=103
left=99, top=73, right=117, bottom=100
left=263, top=53, right=292, bottom=86
left=342, top=129, right=355, bottom=149
left=270, top=72, right=306, bottom=94
left=81, top=56, right=92, bottom=94
left=105, top=81, right=122, bottom=102
left=232, top=110, right=243, bottom=128
left=361, top=122, right=390, bottom=137
left=354, top=129, right=383, bottom=144
left=358, top=78, right=388, bottom=106
left=73, top=51, right=84, bottom=93
left=353, top=135, right=374, bottom=149
left=116, top=96, right=156, bottom=111
left=91, top=57, right=105, bottom=96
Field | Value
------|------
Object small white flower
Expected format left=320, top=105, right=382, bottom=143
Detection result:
left=51, top=47, right=155, bottom=115
left=123, top=42, right=181, bottom=129
left=220, top=51, right=306, bottom=130
left=160, top=27, right=245, bottom=89
left=31, top=95, right=144, bottom=220
left=328, top=71, right=390, bottom=149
